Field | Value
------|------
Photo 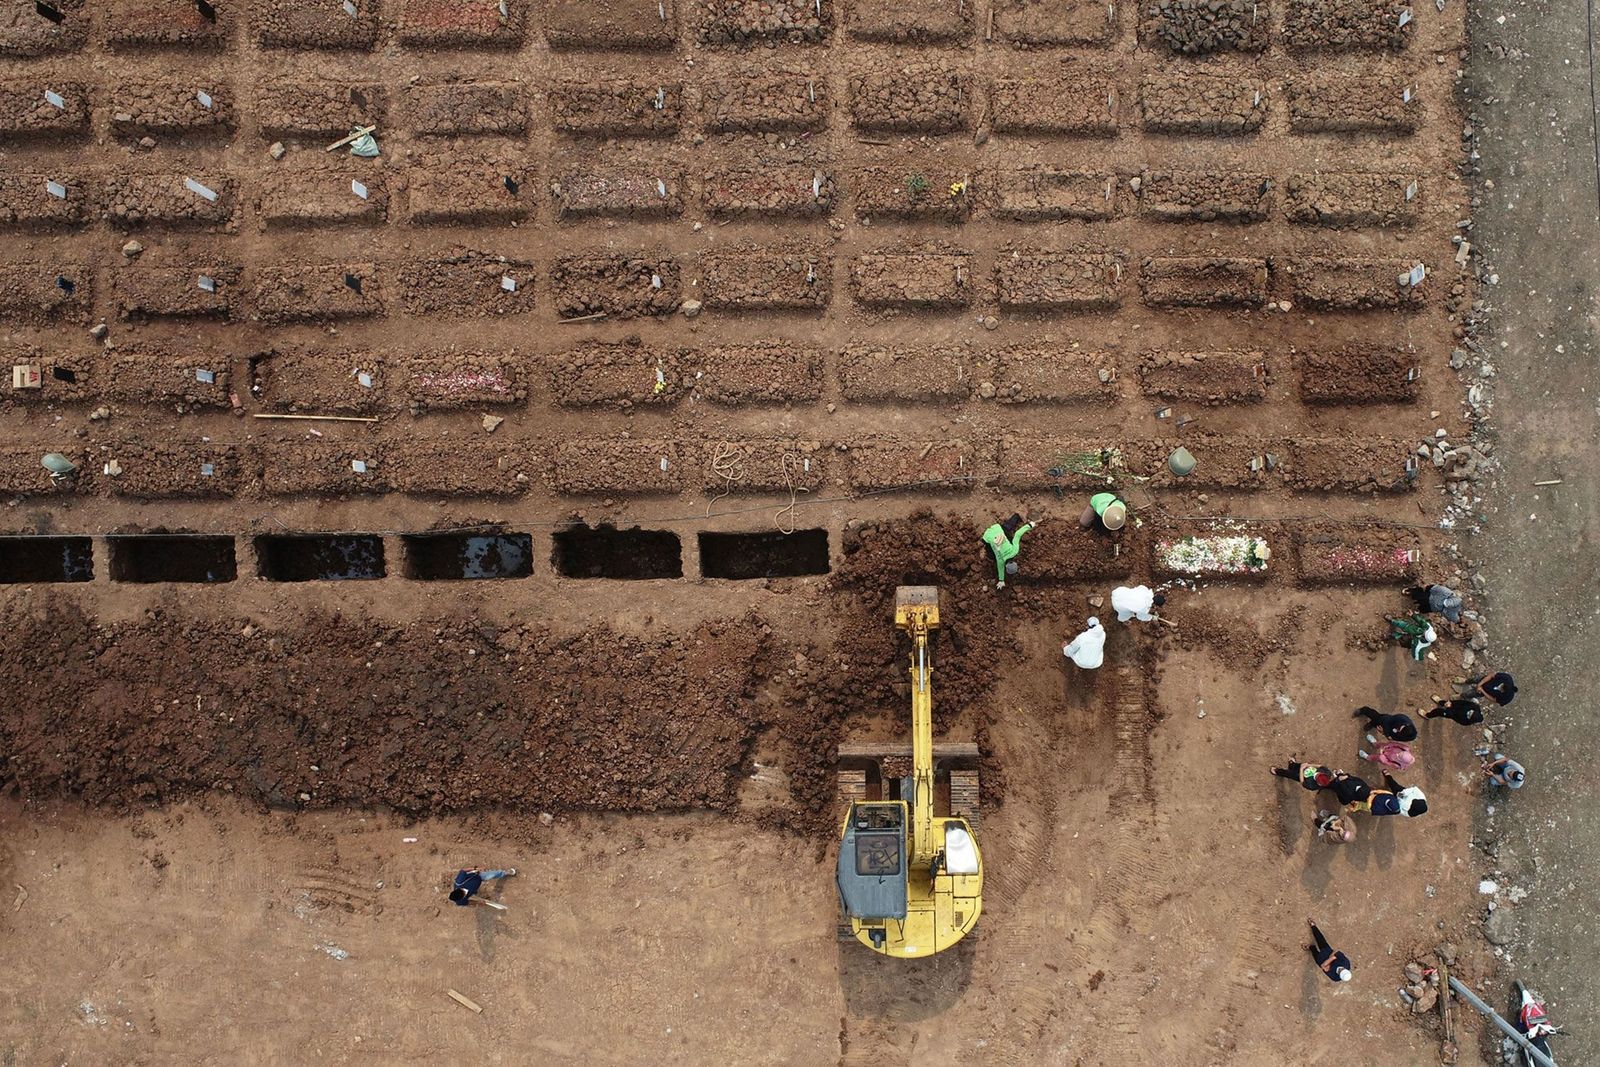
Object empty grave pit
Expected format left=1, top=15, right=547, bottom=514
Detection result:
left=402, top=532, right=533, bottom=580
left=699, top=529, right=830, bottom=580
left=552, top=525, right=682, bottom=580
left=0, top=536, right=93, bottom=583
left=108, top=535, right=236, bottom=583
left=255, top=534, right=385, bottom=581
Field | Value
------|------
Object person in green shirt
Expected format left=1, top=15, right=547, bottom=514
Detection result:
left=982, top=513, right=1036, bottom=589
left=1079, top=492, right=1127, bottom=531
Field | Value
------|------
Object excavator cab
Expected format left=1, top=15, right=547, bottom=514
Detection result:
left=835, top=586, right=983, bottom=958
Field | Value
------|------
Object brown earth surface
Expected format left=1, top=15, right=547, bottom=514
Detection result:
left=0, top=0, right=1510, bottom=1062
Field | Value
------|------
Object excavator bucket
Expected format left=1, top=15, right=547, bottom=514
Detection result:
left=894, top=585, right=940, bottom=630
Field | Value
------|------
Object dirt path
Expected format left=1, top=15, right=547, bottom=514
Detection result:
left=1466, top=0, right=1600, bottom=1056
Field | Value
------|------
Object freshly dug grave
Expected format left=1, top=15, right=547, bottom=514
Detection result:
left=0, top=602, right=776, bottom=814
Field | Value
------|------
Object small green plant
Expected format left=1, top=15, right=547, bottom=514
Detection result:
left=905, top=173, right=930, bottom=199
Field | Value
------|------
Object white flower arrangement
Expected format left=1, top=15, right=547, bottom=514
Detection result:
left=1158, top=535, right=1271, bottom=575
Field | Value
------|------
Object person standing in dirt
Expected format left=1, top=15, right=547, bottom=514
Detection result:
left=1404, top=583, right=1465, bottom=624
left=1063, top=617, right=1105, bottom=670
left=1313, top=810, right=1356, bottom=845
left=1079, top=492, right=1127, bottom=533
left=1306, top=919, right=1353, bottom=982
left=1358, top=737, right=1416, bottom=774
left=1110, top=584, right=1165, bottom=623
left=983, top=513, right=1036, bottom=590
left=1352, top=705, right=1419, bottom=742
left=1319, top=770, right=1373, bottom=809
left=1270, top=760, right=1336, bottom=790
left=1476, top=748, right=1527, bottom=789
left=1425, top=694, right=1486, bottom=726
left=1468, top=670, right=1518, bottom=707
left=449, top=866, right=517, bottom=907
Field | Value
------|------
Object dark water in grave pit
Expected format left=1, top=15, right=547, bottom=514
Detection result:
left=256, top=535, right=385, bottom=581
left=404, top=533, right=532, bottom=580
left=0, top=537, right=93, bottom=583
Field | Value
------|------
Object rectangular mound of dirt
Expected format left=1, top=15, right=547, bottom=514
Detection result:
left=250, top=349, right=388, bottom=414
left=699, top=440, right=834, bottom=492
left=1284, top=171, right=1420, bottom=227
left=553, top=438, right=686, bottom=495
left=1137, top=350, right=1267, bottom=403
left=846, top=439, right=976, bottom=492
left=1288, top=71, right=1421, bottom=133
left=996, top=250, right=1124, bottom=310
left=0, top=444, right=85, bottom=494
left=104, top=172, right=237, bottom=229
left=981, top=345, right=1117, bottom=404
left=397, top=251, right=536, bottom=317
left=390, top=439, right=528, bottom=497
left=0, top=79, right=90, bottom=138
left=251, top=263, right=382, bottom=323
left=409, top=153, right=531, bottom=225
left=107, top=443, right=243, bottom=498
left=1283, top=0, right=1412, bottom=50
left=704, top=165, right=835, bottom=218
left=1294, top=524, right=1420, bottom=583
left=1132, top=434, right=1278, bottom=490
left=1139, top=70, right=1267, bottom=134
left=0, top=344, right=91, bottom=406
left=0, top=0, right=85, bottom=54
left=698, top=0, right=832, bottom=44
left=102, top=345, right=233, bottom=409
left=550, top=81, right=683, bottom=137
left=991, top=167, right=1117, bottom=221
left=400, top=353, right=526, bottom=411
left=853, top=164, right=973, bottom=221
left=0, top=171, right=93, bottom=229
left=1285, top=257, right=1426, bottom=310
left=406, top=82, right=527, bottom=136
left=1138, top=171, right=1272, bottom=222
left=992, top=436, right=1124, bottom=491
left=1137, top=0, right=1270, bottom=53
left=111, top=265, right=237, bottom=320
left=255, top=0, right=380, bottom=49
left=989, top=74, right=1117, bottom=135
left=1153, top=528, right=1275, bottom=580
left=1021, top=526, right=1134, bottom=582
left=1141, top=255, right=1269, bottom=308
left=258, top=167, right=389, bottom=229
left=397, top=0, right=526, bottom=47
left=853, top=250, right=972, bottom=309
left=0, top=262, right=91, bottom=321
left=553, top=166, right=686, bottom=219
left=693, top=343, right=823, bottom=405
left=551, top=253, right=680, bottom=318
left=702, top=72, right=828, bottom=132
left=104, top=0, right=231, bottom=49
left=257, top=81, right=386, bottom=140
left=850, top=67, right=969, bottom=132
left=545, top=0, right=678, bottom=49
left=259, top=441, right=389, bottom=496
left=548, top=340, right=681, bottom=409
left=110, top=80, right=235, bottom=137
left=847, top=0, right=970, bottom=42
left=999, top=0, right=1117, bottom=45
left=1297, top=343, right=1419, bottom=403
left=838, top=343, right=971, bottom=403
left=702, top=250, right=830, bottom=311
left=1285, top=436, right=1416, bottom=492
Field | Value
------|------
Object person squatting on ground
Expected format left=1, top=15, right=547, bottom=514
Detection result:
left=1469, top=670, right=1518, bottom=706
left=983, top=513, right=1035, bottom=590
left=1359, top=737, right=1416, bottom=774
left=1389, top=614, right=1437, bottom=661
left=1079, top=492, right=1127, bottom=533
left=1271, top=760, right=1335, bottom=790
left=1111, top=584, right=1165, bottom=623
left=1425, top=695, right=1485, bottom=726
left=1405, top=583, right=1465, bottom=623
left=1307, top=920, right=1352, bottom=982
left=1063, top=617, right=1105, bottom=670
left=1352, top=705, right=1419, bottom=742
left=1476, top=748, right=1527, bottom=789
left=449, top=866, right=517, bottom=906
left=1314, top=809, right=1357, bottom=845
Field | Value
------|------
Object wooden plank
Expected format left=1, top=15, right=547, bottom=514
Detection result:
left=446, top=988, right=483, bottom=1014
left=836, top=742, right=979, bottom=759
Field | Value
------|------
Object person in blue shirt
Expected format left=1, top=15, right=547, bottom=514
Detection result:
left=449, top=866, right=517, bottom=906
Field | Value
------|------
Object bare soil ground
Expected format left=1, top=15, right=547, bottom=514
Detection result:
left=0, top=0, right=1510, bottom=1061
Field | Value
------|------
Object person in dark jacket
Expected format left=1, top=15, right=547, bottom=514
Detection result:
left=448, top=866, right=517, bottom=906
left=1425, top=695, right=1485, bottom=726
left=1271, top=760, right=1336, bottom=790
left=1354, top=774, right=1428, bottom=817
left=1470, top=671, right=1518, bottom=706
left=1306, top=920, right=1352, bottom=982
left=1352, top=705, right=1418, bottom=742
left=1320, top=770, right=1373, bottom=809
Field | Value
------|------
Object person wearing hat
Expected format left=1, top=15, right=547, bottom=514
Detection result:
left=1062, top=617, right=1105, bottom=670
left=448, top=865, right=517, bottom=906
left=1476, top=749, right=1527, bottom=789
left=1352, top=705, right=1419, bottom=743
left=1405, top=583, right=1465, bottom=624
left=1306, top=920, right=1353, bottom=982
left=1110, top=584, right=1164, bottom=623
left=1424, top=694, right=1485, bottom=726
left=1388, top=613, right=1436, bottom=660
left=982, top=512, right=1036, bottom=590
left=1270, top=759, right=1336, bottom=790
left=1079, top=492, right=1126, bottom=533
left=1469, top=670, right=1518, bottom=707
left=1313, top=809, right=1357, bottom=845
left=1354, top=773, right=1427, bottom=817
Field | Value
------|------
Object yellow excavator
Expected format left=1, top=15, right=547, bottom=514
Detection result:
left=835, top=586, right=983, bottom=958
